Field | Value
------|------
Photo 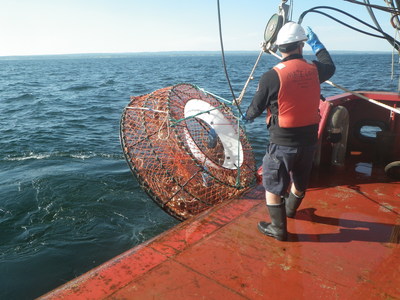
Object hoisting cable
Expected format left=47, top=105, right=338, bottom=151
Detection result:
left=344, top=0, right=398, bottom=13
left=298, top=6, right=400, bottom=50
left=338, top=1, right=400, bottom=85
left=216, top=0, right=245, bottom=118
left=364, top=0, right=384, bottom=33
left=216, top=0, right=255, bottom=187
left=301, top=9, right=389, bottom=38
left=347, top=0, right=400, bottom=29
left=232, top=0, right=291, bottom=106
left=235, top=49, right=264, bottom=106
left=386, top=0, right=400, bottom=30
left=288, top=0, right=294, bottom=21
left=343, top=1, right=400, bottom=34
left=298, top=7, right=376, bottom=35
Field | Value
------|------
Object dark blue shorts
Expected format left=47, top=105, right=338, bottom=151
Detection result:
left=262, top=143, right=317, bottom=196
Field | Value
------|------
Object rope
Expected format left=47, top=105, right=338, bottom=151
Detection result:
left=169, top=105, right=224, bottom=126
left=127, top=104, right=229, bottom=127
left=198, top=88, right=231, bottom=104
left=125, top=107, right=171, bottom=140
left=158, top=114, right=171, bottom=140
left=325, top=80, right=400, bottom=114
left=268, top=49, right=283, bottom=60
left=391, top=28, right=399, bottom=91
left=235, top=49, right=265, bottom=106
left=126, top=106, right=168, bottom=114
left=216, top=0, right=244, bottom=118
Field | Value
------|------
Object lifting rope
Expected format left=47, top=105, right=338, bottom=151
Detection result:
left=216, top=0, right=244, bottom=118
left=235, top=49, right=264, bottom=106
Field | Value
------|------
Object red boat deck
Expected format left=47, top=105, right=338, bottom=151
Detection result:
left=40, top=157, right=400, bottom=299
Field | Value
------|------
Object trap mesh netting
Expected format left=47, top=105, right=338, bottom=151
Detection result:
left=120, top=83, right=256, bottom=220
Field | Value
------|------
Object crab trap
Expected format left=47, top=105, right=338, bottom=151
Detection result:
left=120, top=83, right=256, bottom=220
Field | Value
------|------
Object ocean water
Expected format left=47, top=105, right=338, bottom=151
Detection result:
left=0, top=52, right=398, bottom=299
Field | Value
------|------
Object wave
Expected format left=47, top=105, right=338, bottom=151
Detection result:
left=62, top=85, right=97, bottom=92
left=100, top=79, right=116, bottom=86
left=6, top=93, right=36, bottom=101
left=3, top=151, right=124, bottom=161
left=4, top=152, right=51, bottom=161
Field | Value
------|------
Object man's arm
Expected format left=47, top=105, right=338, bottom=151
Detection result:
left=306, top=27, right=336, bottom=83
left=314, top=49, right=336, bottom=83
left=245, top=70, right=280, bottom=120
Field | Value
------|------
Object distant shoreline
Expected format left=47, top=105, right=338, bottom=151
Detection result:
left=0, top=50, right=393, bottom=60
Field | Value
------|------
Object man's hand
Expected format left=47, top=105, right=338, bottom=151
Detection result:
left=240, top=114, right=254, bottom=124
left=306, top=27, right=325, bottom=54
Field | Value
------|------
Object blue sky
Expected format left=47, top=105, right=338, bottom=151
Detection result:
left=0, top=0, right=397, bottom=56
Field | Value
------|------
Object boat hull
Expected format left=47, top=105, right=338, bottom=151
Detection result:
left=40, top=163, right=400, bottom=299
left=40, top=92, right=400, bottom=299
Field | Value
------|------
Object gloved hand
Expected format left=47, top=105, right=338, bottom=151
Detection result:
left=240, top=114, right=253, bottom=124
left=306, top=27, right=325, bottom=54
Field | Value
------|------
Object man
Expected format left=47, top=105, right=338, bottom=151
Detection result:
left=244, top=22, right=335, bottom=241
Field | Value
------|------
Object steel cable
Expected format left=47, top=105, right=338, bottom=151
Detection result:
left=216, top=0, right=245, bottom=118
left=298, top=5, right=400, bottom=50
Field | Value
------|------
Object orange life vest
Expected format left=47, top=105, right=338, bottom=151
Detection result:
left=272, top=59, right=321, bottom=128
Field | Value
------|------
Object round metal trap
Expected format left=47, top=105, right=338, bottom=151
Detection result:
left=120, top=83, right=256, bottom=220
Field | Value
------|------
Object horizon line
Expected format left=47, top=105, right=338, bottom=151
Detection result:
left=0, top=49, right=393, bottom=59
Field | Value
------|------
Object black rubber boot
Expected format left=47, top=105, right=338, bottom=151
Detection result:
left=257, top=201, right=287, bottom=241
left=285, top=192, right=304, bottom=218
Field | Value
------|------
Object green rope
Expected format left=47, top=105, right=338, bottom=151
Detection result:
left=198, top=88, right=232, bottom=104
left=169, top=104, right=224, bottom=126
left=171, top=84, right=250, bottom=190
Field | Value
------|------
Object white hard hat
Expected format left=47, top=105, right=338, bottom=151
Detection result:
left=275, top=22, right=308, bottom=46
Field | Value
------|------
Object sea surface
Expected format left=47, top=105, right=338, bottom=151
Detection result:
left=0, top=52, right=399, bottom=299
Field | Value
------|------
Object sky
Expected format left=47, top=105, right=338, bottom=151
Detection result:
left=0, top=0, right=398, bottom=56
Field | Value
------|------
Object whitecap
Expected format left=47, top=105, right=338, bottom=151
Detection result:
left=5, top=152, right=51, bottom=161
left=70, top=153, right=96, bottom=160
